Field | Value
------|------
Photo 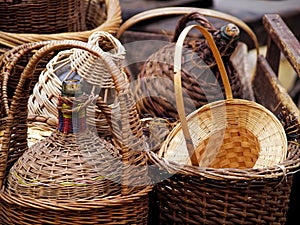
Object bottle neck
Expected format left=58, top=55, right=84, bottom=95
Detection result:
left=57, top=95, right=87, bottom=134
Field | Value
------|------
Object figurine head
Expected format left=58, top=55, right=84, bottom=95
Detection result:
left=62, top=79, right=83, bottom=97
left=221, top=23, right=240, bottom=40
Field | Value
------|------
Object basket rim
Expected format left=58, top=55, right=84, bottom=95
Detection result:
left=0, top=185, right=152, bottom=210
left=0, top=0, right=122, bottom=52
left=159, top=98, right=288, bottom=169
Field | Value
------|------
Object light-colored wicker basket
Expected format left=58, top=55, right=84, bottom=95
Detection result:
left=27, top=31, right=127, bottom=137
left=159, top=24, right=287, bottom=168
left=0, top=39, right=152, bottom=224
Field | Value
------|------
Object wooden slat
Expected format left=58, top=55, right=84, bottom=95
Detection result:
left=263, top=14, right=300, bottom=76
left=253, top=55, right=300, bottom=119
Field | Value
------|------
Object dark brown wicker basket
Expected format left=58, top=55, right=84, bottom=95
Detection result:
left=0, top=40, right=152, bottom=224
left=117, top=7, right=259, bottom=121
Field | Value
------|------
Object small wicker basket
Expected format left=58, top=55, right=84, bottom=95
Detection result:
left=0, top=40, right=152, bottom=224
left=159, top=24, right=287, bottom=168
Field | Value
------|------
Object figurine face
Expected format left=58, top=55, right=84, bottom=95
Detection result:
left=62, top=79, right=83, bottom=96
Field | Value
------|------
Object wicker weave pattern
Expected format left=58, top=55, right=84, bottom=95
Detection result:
left=27, top=31, right=127, bottom=137
left=0, top=0, right=121, bottom=53
left=0, top=0, right=86, bottom=34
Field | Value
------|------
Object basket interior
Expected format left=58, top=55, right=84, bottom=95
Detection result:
left=160, top=99, right=287, bottom=169
left=196, top=126, right=260, bottom=168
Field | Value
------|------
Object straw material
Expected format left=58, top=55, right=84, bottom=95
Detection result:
left=160, top=99, right=287, bottom=169
left=161, top=24, right=287, bottom=168
left=27, top=31, right=127, bottom=137
left=0, top=40, right=152, bottom=224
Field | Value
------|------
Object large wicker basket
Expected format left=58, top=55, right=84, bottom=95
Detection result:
left=0, top=40, right=152, bottom=224
left=144, top=24, right=300, bottom=225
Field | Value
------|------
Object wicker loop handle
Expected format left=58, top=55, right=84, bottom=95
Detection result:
left=0, top=40, right=145, bottom=188
left=174, top=24, right=232, bottom=166
left=116, top=7, right=259, bottom=56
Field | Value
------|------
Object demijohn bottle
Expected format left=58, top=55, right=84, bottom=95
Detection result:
left=6, top=79, right=122, bottom=200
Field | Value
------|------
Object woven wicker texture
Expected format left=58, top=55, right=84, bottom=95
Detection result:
left=0, top=0, right=122, bottom=121
left=143, top=24, right=296, bottom=225
left=160, top=24, right=287, bottom=168
left=0, top=0, right=121, bottom=52
left=0, top=40, right=152, bottom=224
left=117, top=7, right=259, bottom=121
left=27, top=31, right=126, bottom=137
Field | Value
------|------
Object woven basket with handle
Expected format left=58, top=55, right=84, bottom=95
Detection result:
left=27, top=31, right=127, bottom=137
left=0, top=40, right=152, bottom=224
left=145, top=24, right=299, bottom=225
left=117, top=7, right=258, bottom=121
left=159, top=24, right=287, bottom=169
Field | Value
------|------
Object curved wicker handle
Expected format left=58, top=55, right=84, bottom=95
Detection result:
left=116, top=7, right=259, bottom=56
left=0, top=40, right=146, bottom=190
left=174, top=24, right=232, bottom=166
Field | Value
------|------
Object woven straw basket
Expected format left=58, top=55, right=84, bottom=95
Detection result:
left=117, top=7, right=258, bottom=121
left=0, top=40, right=152, bottom=224
left=159, top=24, right=287, bottom=169
left=27, top=31, right=127, bottom=137
left=144, top=24, right=298, bottom=225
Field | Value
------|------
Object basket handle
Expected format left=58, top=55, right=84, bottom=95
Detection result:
left=174, top=24, right=232, bottom=166
left=0, top=40, right=147, bottom=192
left=116, top=7, right=259, bottom=56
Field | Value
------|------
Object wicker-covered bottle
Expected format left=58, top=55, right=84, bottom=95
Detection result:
left=6, top=79, right=122, bottom=200
left=134, top=12, right=244, bottom=120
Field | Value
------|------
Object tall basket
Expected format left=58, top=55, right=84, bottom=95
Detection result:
left=146, top=24, right=300, bottom=225
left=0, top=40, right=152, bottom=224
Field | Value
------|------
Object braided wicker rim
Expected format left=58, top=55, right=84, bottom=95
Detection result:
left=0, top=0, right=121, bottom=52
left=0, top=40, right=152, bottom=198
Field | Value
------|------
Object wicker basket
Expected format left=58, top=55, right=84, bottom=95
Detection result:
left=159, top=24, right=287, bottom=168
left=0, top=40, right=152, bottom=224
left=27, top=31, right=127, bottom=137
left=144, top=24, right=298, bottom=225
left=0, top=0, right=121, bottom=53
left=117, top=7, right=259, bottom=121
